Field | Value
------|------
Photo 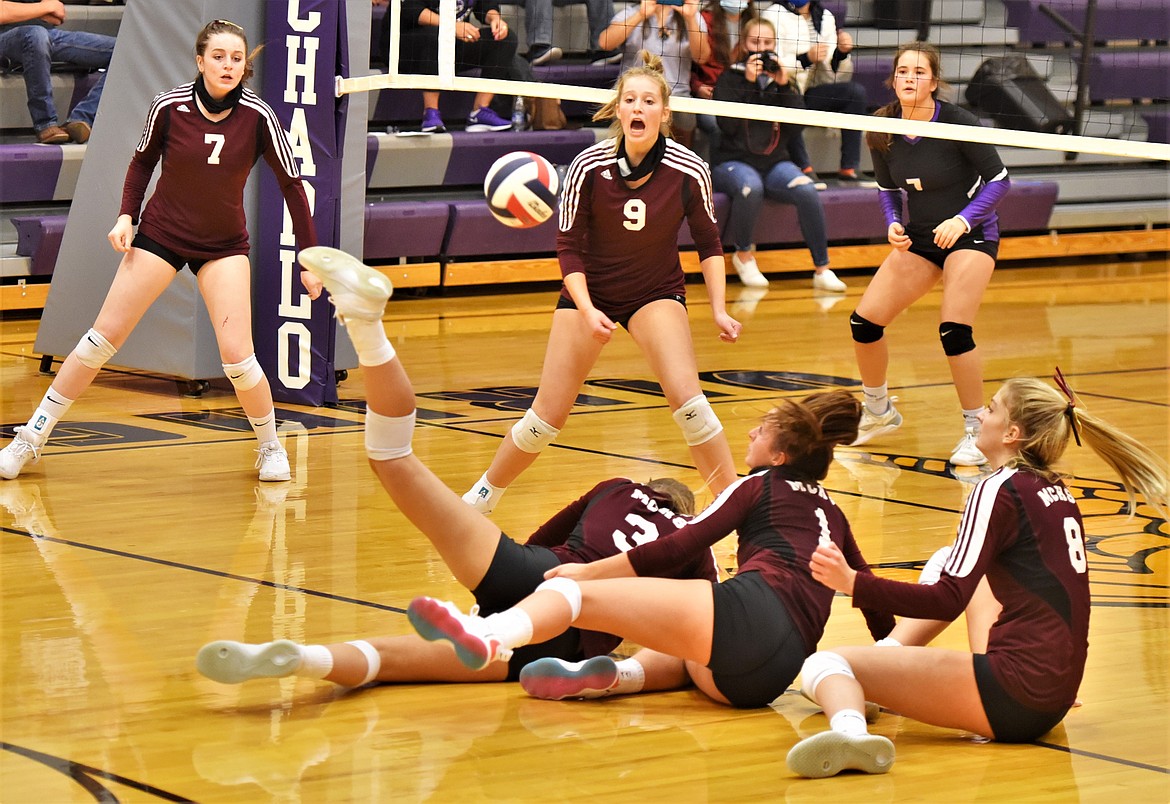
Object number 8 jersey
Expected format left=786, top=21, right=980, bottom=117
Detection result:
left=556, top=137, right=724, bottom=321
left=119, top=82, right=316, bottom=259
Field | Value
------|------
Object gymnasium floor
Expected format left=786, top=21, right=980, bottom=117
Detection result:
left=1, top=259, right=1167, bottom=801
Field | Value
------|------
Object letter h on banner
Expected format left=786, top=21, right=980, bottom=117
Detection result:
left=258, top=0, right=343, bottom=406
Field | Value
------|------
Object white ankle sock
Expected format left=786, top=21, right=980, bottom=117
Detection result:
left=830, top=709, right=869, bottom=737
left=344, top=318, right=396, bottom=366
left=26, top=388, right=75, bottom=444
left=484, top=609, right=534, bottom=649
left=862, top=384, right=889, bottom=416
left=962, top=407, right=984, bottom=431
left=297, top=644, right=334, bottom=678
left=248, top=411, right=279, bottom=445
left=612, top=658, right=645, bottom=694
left=873, top=636, right=903, bottom=647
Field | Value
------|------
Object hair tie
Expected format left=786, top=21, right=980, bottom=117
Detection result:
left=1053, top=367, right=1082, bottom=447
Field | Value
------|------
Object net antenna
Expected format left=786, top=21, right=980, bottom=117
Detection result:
left=340, top=0, right=1170, bottom=164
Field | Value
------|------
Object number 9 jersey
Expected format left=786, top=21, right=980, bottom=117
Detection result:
left=556, top=137, right=724, bottom=321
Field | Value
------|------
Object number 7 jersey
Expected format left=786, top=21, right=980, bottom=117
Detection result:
left=119, top=82, right=316, bottom=259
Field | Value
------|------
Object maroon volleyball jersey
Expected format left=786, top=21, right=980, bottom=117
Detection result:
left=526, top=477, right=718, bottom=658
left=556, top=137, right=723, bottom=319
left=626, top=467, right=895, bottom=653
left=853, top=467, right=1090, bottom=711
left=120, top=82, right=316, bottom=259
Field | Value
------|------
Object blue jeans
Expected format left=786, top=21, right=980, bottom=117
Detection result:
left=711, top=160, right=830, bottom=268
left=0, top=25, right=113, bottom=132
left=525, top=0, right=614, bottom=49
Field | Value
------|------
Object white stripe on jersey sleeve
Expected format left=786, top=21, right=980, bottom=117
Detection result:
left=663, top=140, right=716, bottom=222
left=558, top=139, right=617, bottom=232
left=239, top=89, right=301, bottom=180
left=687, top=472, right=758, bottom=525
left=946, top=467, right=1017, bottom=577
left=135, top=83, right=193, bottom=152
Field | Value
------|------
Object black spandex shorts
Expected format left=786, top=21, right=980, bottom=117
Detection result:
left=707, top=571, right=806, bottom=708
left=132, top=232, right=243, bottom=274
left=973, top=653, right=1069, bottom=742
left=906, top=224, right=999, bottom=269
left=555, top=293, right=686, bottom=330
left=472, top=532, right=582, bottom=681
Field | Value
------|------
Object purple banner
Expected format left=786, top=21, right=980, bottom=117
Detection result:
left=257, top=0, right=347, bottom=406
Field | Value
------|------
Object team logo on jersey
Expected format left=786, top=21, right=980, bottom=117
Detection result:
left=601, top=169, right=613, bottom=180
left=176, top=104, right=191, bottom=113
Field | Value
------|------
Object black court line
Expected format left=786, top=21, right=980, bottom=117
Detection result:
left=1033, top=740, right=1170, bottom=774
left=2, top=741, right=193, bottom=802
left=1, top=528, right=405, bottom=615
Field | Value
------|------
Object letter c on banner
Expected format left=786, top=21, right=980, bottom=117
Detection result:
left=287, top=0, right=321, bottom=32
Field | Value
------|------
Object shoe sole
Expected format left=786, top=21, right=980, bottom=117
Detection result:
left=407, top=598, right=494, bottom=670
left=529, top=46, right=563, bottom=66
left=259, top=467, right=291, bottom=482
left=296, top=247, right=393, bottom=311
left=849, top=414, right=903, bottom=447
left=465, top=124, right=513, bottom=132
left=196, top=640, right=301, bottom=684
left=786, top=731, right=895, bottom=778
left=519, top=656, right=618, bottom=700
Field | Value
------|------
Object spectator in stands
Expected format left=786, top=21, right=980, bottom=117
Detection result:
left=690, top=0, right=756, bottom=159
left=0, top=0, right=114, bottom=143
left=850, top=42, right=1009, bottom=467
left=762, top=0, right=868, bottom=183
left=0, top=19, right=320, bottom=483
left=523, top=0, right=615, bottom=66
left=394, top=0, right=518, bottom=132
left=598, top=0, right=710, bottom=148
left=710, top=17, right=845, bottom=292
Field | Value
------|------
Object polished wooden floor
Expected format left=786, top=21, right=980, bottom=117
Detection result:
left=1, top=260, right=1167, bottom=801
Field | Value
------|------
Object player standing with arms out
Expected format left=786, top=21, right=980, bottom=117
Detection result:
left=410, top=390, right=895, bottom=709
left=0, top=19, right=321, bottom=483
left=848, top=42, right=1009, bottom=467
left=196, top=248, right=717, bottom=688
left=462, top=53, right=742, bottom=515
left=786, top=372, right=1169, bottom=778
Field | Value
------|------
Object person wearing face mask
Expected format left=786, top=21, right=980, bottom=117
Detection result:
left=690, top=0, right=755, bottom=164
left=461, top=53, right=742, bottom=516
left=0, top=19, right=321, bottom=484
left=761, top=0, right=868, bottom=184
left=709, top=17, right=845, bottom=293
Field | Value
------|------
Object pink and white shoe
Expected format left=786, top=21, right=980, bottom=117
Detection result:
left=406, top=596, right=511, bottom=671
left=519, top=656, right=621, bottom=700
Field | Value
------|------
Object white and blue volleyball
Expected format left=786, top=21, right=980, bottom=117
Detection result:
left=484, top=151, right=559, bottom=228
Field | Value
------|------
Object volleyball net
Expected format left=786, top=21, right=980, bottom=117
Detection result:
left=346, top=0, right=1170, bottom=163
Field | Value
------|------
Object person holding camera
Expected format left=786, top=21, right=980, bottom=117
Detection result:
left=709, top=17, right=843, bottom=292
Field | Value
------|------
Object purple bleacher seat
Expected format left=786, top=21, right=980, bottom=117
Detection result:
left=1083, top=49, right=1170, bottom=102
left=849, top=51, right=895, bottom=108
left=1004, top=0, right=1170, bottom=44
left=12, top=214, right=67, bottom=276
left=1142, top=108, right=1170, bottom=143
left=680, top=194, right=731, bottom=245
left=997, top=180, right=1060, bottom=230
left=363, top=201, right=450, bottom=261
left=0, top=144, right=64, bottom=203
left=533, top=63, right=621, bottom=118
left=441, top=129, right=597, bottom=185
left=445, top=200, right=558, bottom=256
left=749, top=188, right=888, bottom=247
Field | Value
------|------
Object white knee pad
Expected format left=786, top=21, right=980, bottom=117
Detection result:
left=535, top=576, right=582, bottom=621
left=672, top=394, right=723, bottom=446
left=345, top=640, right=382, bottom=685
left=365, top=409, right=415, bottom=461
left=222, top=354, right=264, bottom=391
left=511, top=408, right=560, bottom=454
left=800, top=651, right=856, bottom=704
left=74, top=328, right=117, bottom=370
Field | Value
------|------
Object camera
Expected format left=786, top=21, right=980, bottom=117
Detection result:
left=758, top=51, right=781, bottom=73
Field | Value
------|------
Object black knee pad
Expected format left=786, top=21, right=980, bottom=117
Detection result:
left=939, top=321, right=976, bottom=356
left=850, top=312, right=885, bottom=344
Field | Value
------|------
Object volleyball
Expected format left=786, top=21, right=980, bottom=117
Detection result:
left=484, top=151, right=559, bottom=228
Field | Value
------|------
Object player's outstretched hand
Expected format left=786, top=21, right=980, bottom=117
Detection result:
left=583, top=308, right=618, bottom=344
left=715, top=311, right=741, bottom=343
left=809, top=542, right=856, bottom=594
left=299, top=269, right=323, bottom=300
